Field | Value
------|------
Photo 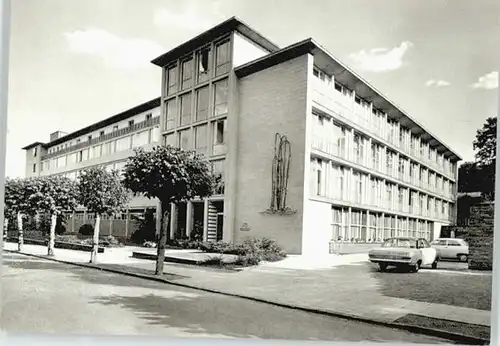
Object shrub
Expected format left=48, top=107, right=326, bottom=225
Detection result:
left=101, top=235, right=123, bottom=248
left=78, top=224, right=94, bottom=236
left=130, top=209, right=156, bottom=244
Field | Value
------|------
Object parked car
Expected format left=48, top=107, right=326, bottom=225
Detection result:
left=368, top=237, right=438, bottom=273
left=430, top=238, right=469, bottom=262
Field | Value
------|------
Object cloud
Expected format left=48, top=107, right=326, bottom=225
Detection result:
left=348, top=41, right=413, bottom=72
left=64, top=28, right=165, bottom=69
left=153, top=2, right=224, bottom=32
left=471, top=71, right=498, bottom=90
left=425, top=79, right=451, bottom=87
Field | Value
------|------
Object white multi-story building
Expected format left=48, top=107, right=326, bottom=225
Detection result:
left=23, top=17, right=462, bottom=254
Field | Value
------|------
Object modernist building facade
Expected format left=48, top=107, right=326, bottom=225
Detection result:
left=23, top=17, right=462, bottom=255
left=22, top=99, right=162, bottom=237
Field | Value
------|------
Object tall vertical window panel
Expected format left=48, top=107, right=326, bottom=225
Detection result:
left=196, top=47, right=211, bottom=84
left=178, top=129, right=191, bottom=150
left=331, top=122, right=346, bottom=158
left=165, top=99, right=177, bottom=130
left=181, top=57, right=194, bottom=90
left=329, top=164, right=344, bottom=200
left=166, top=65, right=178, bottom=96
left=194, top=124, right=208, bottom=155
left=332, top=207, right=345, bottom=240
left=212, top=119, right=227, bottom=155
left=180, top=93, right=192, bottom=126
left=195, top=87, right=209, bottom=122
left=215, top=39, right=231, bottom=76
left=212, top=159, right=225, bottom=195
left=213, top=79, right=229, bottom=117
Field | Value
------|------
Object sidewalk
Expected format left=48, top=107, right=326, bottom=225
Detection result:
left=2, top=242, right=491, bottom=343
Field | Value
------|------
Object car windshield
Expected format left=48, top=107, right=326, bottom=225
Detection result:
left=382, top=238, right=416, bottom=248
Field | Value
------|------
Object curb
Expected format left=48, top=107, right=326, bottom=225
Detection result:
left=4, top=249, right=489, bottom=345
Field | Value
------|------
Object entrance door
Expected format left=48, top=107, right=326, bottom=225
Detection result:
left=216, top=213, right=223, bottom=241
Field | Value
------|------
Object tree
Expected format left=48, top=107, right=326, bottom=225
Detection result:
left=4, top=178, right=29, bottom=251
left=77, top=167, right=130, bottom=263
left=122, top=146, right=215, bottom=276
left=25, top=176, right=79, bottom=256
left=473, top=117, right=497, bottom=167
left=471, top=117, right=497, bottom=200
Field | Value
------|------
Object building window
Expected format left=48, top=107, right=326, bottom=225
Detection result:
left=215, top=39, right=230, bottom=76
left=132, top=131, right=150, bottom=148
left=212, top=159, right=225, bottom=195
left=197, top=47, right=211, bottom=84
left=32, top=163, right=36, bottom=173
left=196, top=87, right=209, bottom=121
left=332, top=208, right=344, bottom=240
left=213, top=79, right=228, bottom=117
left=212, top=119, right=227, bottom=155
left=194, top=125, right=208, bottom=155
left=113, top=125, right=119, bottom=132
left=32, top=147, right=37, bottom=157
left=353, top=172, right=363, bottom=203
left=90, top=145, right=102, bottom=159
left=179, top=129, right=191, bottom=150
left=164, top=133, right=177, bottom=147
left=386, top=151, right=393, bottom=175
left=165, top=99, right=177, bottom=130
left=88, top=135, right=92, bottom=143
left=116, top=136, right=131, bottom=152
left=102, top=141, right=115, bottom=155
left=128, top=120, right=134, bottom=127
left=100, top=130, right=105, bottom=137
left=398, top=188, right=404, bottom=211
left=145, top=113, right=152, bottom=121
left=181, top=57, right=193, bottom=90
left=180, top=93, right=192, bottom=126
left=353, top=134, right=364, bottom=165
left=316, top=160, right=323, bottom=196
left=166, top=65, right=178, bottom=96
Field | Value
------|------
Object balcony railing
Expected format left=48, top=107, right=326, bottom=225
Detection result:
left=311, top=86, right=456, bottom=181
left=41, top=117, right=160, bottom=160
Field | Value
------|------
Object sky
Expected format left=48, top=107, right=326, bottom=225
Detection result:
left=5, top=0, right=500, bottom=178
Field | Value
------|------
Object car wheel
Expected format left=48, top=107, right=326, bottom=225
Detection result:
left=432, top=259, right=438, bottom=269
left=410, top=261, right=420, bottom=273
left=379, top=263, right=388, bottom=272
left=459, top=254, right=468, bottom=262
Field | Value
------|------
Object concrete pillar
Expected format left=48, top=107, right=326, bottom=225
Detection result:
left=203, top=198, right=209, bottom=241
left=186, top=201, right=193, bottom=238
left=170, top=203, right=176, bottom=239
left=124, top=209, right=130, bottom=239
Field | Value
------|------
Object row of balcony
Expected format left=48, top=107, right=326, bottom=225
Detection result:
left=41, top=117, right=160, bottom=160
left=311, top=139, right=456, bottom=202
left=311, top=80, right=457, bottom=180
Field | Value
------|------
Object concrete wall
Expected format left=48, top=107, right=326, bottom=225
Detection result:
left=232, top=53, right=312, bottom=254
left=232, top=32, right=270, bottom=68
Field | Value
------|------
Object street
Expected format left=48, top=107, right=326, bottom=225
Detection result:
left=1, top=253, right=454, bottom=343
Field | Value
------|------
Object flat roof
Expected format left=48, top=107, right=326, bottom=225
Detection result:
left=22, top=141, right=45, bottom=150
left=234, top=38, right=462, bottom=162
left=151, top=16, right=280, bottom=67
left=22, top=97, right=161, bottom=150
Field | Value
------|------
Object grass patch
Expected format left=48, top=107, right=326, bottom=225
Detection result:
left=374, top=270, right=492, bottom=310
left=395, top=314, right=490, bottom=343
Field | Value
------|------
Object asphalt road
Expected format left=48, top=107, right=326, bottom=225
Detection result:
left=1, top=253, right=453, bottom=343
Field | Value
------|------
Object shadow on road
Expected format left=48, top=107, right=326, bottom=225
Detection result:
left=2, top=253, right=185, bottom=290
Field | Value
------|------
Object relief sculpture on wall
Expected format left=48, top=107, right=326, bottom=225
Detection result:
left=263, top=132, right=297, bottom=215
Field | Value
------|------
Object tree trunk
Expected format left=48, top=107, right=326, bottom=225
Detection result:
left=155, top=203, right=170, bottom=276
left=17, top=212, right=23, bottom=251
left=3, top=217, right=8, bottom=241
left=90, top=214, right=101, bottom=264
left=47, top=213, right=57, bottom=256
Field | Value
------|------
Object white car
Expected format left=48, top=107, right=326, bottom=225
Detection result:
left=368, top=237, right=438, bottom=273
left=431, top=238, right=469, bottom=262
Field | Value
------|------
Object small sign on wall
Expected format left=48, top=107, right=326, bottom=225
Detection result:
left=240, top=223, right=251, bottom=232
